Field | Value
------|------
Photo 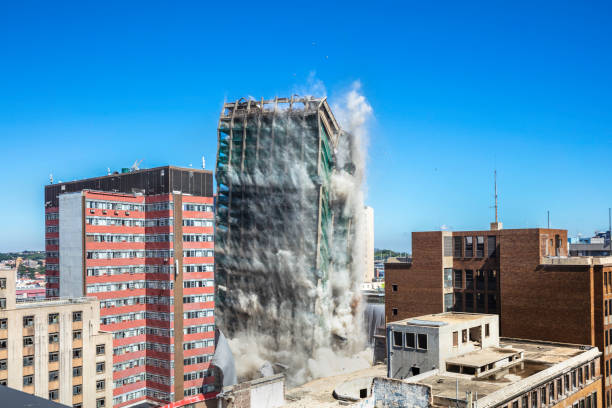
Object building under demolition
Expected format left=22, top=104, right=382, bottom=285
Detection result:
left=215, top=97, right=364, bottom=383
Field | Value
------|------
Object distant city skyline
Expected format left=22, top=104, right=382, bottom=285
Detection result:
left=1, top=1, right=612, bottom=252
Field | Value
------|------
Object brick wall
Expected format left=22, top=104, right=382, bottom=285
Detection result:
left=385, top=231, right=444, bottom=323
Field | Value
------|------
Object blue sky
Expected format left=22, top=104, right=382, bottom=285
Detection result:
left=1, top=1, right=611, bottom=252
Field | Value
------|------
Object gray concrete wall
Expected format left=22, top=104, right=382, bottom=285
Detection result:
left=352, top=377, right=431, bottom=408
left=59, top=193, right=84, bottom=298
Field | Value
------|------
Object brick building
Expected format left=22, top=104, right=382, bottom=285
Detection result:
left=44, top=166, right=217, bottom=407
left=386, top=226, right=612, bottom=407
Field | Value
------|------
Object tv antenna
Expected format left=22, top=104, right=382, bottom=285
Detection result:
left=131, top=159, right=143, bottom=171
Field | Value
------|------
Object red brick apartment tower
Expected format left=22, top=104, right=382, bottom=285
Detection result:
left=44, top=166, right=217, bottom=407
left=386, top=226, right=612, bottom=407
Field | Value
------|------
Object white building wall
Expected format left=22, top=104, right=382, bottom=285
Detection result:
left=59, top=192, right=84, bottom=298
left=249, top=380, right=285, bottom=408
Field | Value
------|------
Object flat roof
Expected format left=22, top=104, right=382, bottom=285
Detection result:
left=409, top=339, right=597, bottom=408
left=446, top=347, right=522, bottom=368
left=390, top=312, right=495, bottom=327
left=541, top=256, right=612, bottom=266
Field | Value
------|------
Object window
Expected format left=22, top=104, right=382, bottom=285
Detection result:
left=49, top=352, right=59, bottom=362
left=23, top=336, right=34, bottom=346
left=487, top=236, right=497, bottom=257
left=0, top=279, right=5, bottom=289
left=406, top=332, right=416, bottom=348
left=454, top=236, right=462, bottom=257
left=417, top=333, right=428, bottom=350
left=476, top=236, right=484, bottom=257
left=485, top=324, right=490, bottom=337
left=462, top=329, right=468, bottom=343
left=96, top=398, right=106, bottom=408
left=572, top=370, right=577, bottom=387
left=522, top=395, right=528, bottom=408
left=49, top=332, right=59, bottom=343
left=453, top=331, right=458, bottom=347
left=73, top=330, right=82, bottom=340
left=23, top=316, right=34, bottom=327
left=476, top=270, right=485, bottom=290
left=586, top=364, right=590, bottom=380
left=465, top=270, right=474, bottom=289
left=444, top=293, right=454, bottom=312
left=392, top=284, right=398, bottom=292
left=549, top=382, right=554, bottom=401
left=444, top=236, right=453, bottom=256
left=96, top=344, right=106, bottom=355
left=512, top=401, right=518, bottom=408
left=557, top=378, right=562, bottom=398
left=465, top=237, right=473, bottom=257
left=73, top=348, right=82, bottom=359
left=444, top=268, right=453, bottom=288
left=0, top=339, right=6, bottom=349
left=96, top=380, right=105, bottom=391
left=73, top=366, right=82, bottom=377
left=392, top=308, right=398, bottom=316
left=73, top=311, right=82, bottom=322
left=487, top=270, right=497, bottom=290
left=476, top=292, right=485, bottom=312
left=565, top=374, right=570, bottom=392
left=23, top=375, right=33, bottom=386
left=23, top=355, right=34, bottom=366
left=48, top=313, right=59, bottom=324
left=591, top=361, right=596, bottom=379
left=541, top=387, right=547, bottom=405
left=49, top=370, right=59, bottom=381
left=73, top=384, right=82, bottom=395
left=607, top=330, right=609, bottom=346
left=96, top=361, right=105, bottom=373
left=454, top=270, right=463, bottom=288
left=532, top=391, right=538, bottom=408
left=49, top=389, right=59, bottom=400
left=74, top=404, right=83, bottom=408
left=579, top=366, right=584, bottom=384
left=0, top=359, right=6, bottom=370
left=465, top=293, right=474, bottom=310
left=0, top=319, right=6, bottom=329
left=393, top=331, right=403, bottom=347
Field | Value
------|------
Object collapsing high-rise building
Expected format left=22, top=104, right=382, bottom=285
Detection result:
left=215, top=96, right=366, bottom=384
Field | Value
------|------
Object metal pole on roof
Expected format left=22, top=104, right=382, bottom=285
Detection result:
left=548, top=210, right=550, bottom=229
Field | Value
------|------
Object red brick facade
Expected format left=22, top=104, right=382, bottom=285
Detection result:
left=385, top=227, right=612, bottom=407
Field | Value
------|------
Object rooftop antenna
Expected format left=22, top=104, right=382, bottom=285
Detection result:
left=202, top=156, right=206, bottom=169
left=494, top=170, right=498, bottom=224
left=131, top=159, right=143, bottom=172
left=49, top=173, right=54, bottom=184
left=547, top=210, right=550, bottom=229
left=490, top=170, right=503, bottom=231
left=107, top=167, right=111, bottom=175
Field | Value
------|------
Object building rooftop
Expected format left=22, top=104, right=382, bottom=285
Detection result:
left=445, top=346, right=522, bottom=368
left=392, top=312, right=495, bottom=327
left=541, top=255, right=612, bottom=266
left=408, top=338, right=597, bottom=408
left=14, top=296, right=96, bottom=309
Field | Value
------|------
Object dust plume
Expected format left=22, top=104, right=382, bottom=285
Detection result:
left=215, top=82, right=373, bottom=386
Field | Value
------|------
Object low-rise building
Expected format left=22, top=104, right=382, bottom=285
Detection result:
left=0, top=268, right=113, bottom=408
left=385, top=312, right=602, bottom=408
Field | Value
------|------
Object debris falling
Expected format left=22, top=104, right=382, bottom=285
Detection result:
left=215, top=84, right=372, bottom=385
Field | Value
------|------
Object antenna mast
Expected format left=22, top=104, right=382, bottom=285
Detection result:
left=494, top=170, right=498, bottom=224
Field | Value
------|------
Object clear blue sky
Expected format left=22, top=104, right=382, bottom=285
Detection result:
left=1, top=1, right=611, bottom=252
